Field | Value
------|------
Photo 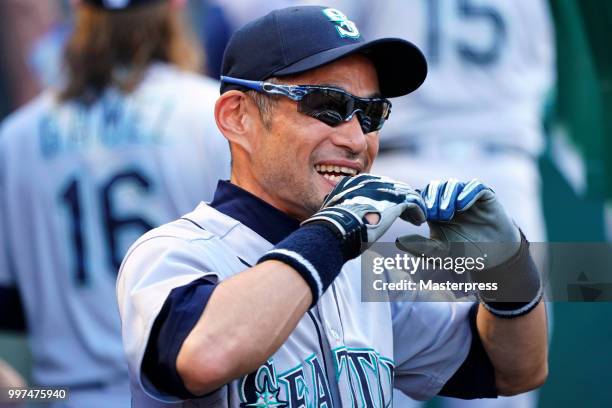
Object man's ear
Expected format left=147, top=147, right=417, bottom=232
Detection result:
left=215, top=91, right=258, bottom=154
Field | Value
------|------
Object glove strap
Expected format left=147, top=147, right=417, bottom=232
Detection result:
left=472, top=231, right=543, bottom=319
left=301, top=207, right=367, bottom=261
left=257, top=224, right=345, bottom=306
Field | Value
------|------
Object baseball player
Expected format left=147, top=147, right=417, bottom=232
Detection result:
left=117, top=6, right=548, bottom=407
left=0, top=0, right=229, bottom=406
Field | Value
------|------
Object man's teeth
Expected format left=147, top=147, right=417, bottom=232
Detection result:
left=314, top=164, right=358, bottom=176
left=322, top=173, right=343, bottom=182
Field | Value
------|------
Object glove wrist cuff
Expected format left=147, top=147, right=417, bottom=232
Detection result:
left=257, top=223, right=345, bottom=306
left=472, top=231, right=542, bottom=318
left=301, top=207, right=367, bottom=261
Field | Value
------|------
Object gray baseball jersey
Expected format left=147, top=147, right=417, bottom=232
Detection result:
left=0, top=63, right=230, bottom=406
left=117, top=181, right=474, bottom=407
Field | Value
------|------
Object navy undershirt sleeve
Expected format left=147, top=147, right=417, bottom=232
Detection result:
left=142, top=277, right=217, bottom=399
left=438, top=303, right=498, bottom=399
left=0, top=286, right=26, bottom=332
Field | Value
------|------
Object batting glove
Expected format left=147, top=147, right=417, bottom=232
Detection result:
left=303, top=173, right=427, bottom=260
left=397, top=178, right=520, bottom=263
left=396, top=179, right=542, bottom=318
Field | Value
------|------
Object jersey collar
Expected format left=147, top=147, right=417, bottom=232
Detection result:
left=210, top=180, right=300, bottom=245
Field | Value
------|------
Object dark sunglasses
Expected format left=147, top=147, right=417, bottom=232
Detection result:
left=220, top=76, right=392, bottom=134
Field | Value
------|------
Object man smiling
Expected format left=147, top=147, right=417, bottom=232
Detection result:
left=117, top=6, right=548, bottom=407
left=219, top=53, right=381, bottom=220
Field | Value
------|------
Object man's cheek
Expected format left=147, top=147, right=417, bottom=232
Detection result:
left=368, top=138, right=380, bottom=167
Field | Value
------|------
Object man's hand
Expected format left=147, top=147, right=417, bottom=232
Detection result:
left=304, top=174, right=427, bottom=260
left=396, top=178, right=520, bottom=266
left=396, top=178, right=543, bottom=313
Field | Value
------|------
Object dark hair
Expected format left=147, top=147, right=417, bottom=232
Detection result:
left=59, top=1, right=201, bottom=103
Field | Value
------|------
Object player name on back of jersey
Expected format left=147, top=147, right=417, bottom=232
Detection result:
left=38, top=93, right=173, bottom=159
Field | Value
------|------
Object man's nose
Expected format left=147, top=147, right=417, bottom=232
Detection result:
left=331, top=115, right=368, bottom=154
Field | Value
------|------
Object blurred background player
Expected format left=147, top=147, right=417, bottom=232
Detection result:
left=0, top=0, right=229, bottom=406
left=315, top=0, right=554, bottom=407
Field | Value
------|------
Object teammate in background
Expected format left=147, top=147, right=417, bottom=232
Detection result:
left=117, top=6, right=547, bottom=406
left=0, top=0, right=230, bottom=406
left=319, top=2, right=554, bottom=405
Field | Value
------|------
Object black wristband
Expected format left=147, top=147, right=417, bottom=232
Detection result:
left=471, top=231, right=542, bottom=318
left=257, top=223, right=345, bottom=306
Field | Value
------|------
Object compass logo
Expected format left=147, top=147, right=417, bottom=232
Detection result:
left=322, top=8, right=360, bottom=39
left=240, top=361, right=288, bottom=408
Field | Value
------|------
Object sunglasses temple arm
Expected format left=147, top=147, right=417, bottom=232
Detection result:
left=260, top=83, right=306, bottom=100
left=220, top=76, right=306, bottom=101
left=220, top=76, right=265, bottom=92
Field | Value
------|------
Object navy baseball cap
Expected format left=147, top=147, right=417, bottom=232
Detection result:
left=83, top=0, right=165, bottom=10
left=220, top=6, right=427, bottom=98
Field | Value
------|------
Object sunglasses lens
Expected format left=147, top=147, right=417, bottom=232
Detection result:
left=358, top=100, right=390, bottom=133
left=298, top=89, right=353, bottom=127
left=298, top=89, right=390, bottom=133
left=356, top=112, right=375, bottom=134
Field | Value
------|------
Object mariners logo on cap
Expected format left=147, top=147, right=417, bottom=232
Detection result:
left=322, top=8, right=360, bottom=39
